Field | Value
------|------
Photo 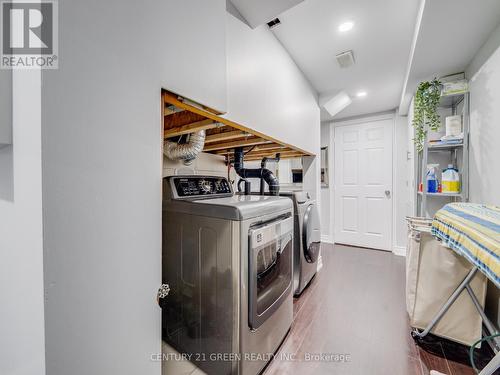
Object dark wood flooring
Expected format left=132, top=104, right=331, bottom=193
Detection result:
left=263, top=244, right=485, bottom=375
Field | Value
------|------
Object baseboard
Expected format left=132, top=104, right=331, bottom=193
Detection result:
left=321, top=235, right=334, bottom=244
left=393, top=245, right=406, bottom=257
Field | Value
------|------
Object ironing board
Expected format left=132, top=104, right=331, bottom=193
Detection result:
left=412, top=203, right=500, bottom=375
left=432, top=203, right=500, bottom=287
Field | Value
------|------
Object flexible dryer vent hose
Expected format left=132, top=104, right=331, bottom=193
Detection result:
left=163, top=129, right=206, bottom=164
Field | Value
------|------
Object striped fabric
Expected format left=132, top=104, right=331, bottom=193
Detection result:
left=431, top=203, right=500, bottom=288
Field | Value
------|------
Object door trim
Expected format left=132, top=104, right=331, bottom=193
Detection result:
left=332, top=111, right=395, bottom=128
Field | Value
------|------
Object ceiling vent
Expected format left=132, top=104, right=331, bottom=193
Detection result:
left=267, top=18, right=281, bottom=29
left=336, top=50, right=355, bottom=68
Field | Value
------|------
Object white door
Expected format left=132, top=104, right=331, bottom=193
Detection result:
left=334, top=118, right=393, bottom=251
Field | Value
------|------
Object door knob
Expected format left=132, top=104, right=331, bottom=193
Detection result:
left=385, top=190, right=391, bottom=198
left=157, top=283, right=170, bottom=308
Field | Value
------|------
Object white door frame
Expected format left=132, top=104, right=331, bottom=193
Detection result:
left=332, top=112, right=396, bottom=252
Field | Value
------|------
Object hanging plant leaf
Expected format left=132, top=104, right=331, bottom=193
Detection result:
left=412, top=78, right=441, bottom=152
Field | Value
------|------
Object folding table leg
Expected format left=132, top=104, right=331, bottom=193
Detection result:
left=465, top=284, right=500, bottom=352
left=412, top=267, right=478, bottom=339
left=478, top=351, right=500, bottom=375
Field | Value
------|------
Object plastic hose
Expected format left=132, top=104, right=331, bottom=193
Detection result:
left=469, top=332, right=500, bottom=373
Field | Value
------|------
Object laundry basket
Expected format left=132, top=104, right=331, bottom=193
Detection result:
left=406, top=217, right=487, bottom=346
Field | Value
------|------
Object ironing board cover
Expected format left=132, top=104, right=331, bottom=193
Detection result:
left=432, top=203, right=500, bottom=288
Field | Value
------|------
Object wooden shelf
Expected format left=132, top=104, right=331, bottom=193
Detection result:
left=162, top=90, right=313, bottom=161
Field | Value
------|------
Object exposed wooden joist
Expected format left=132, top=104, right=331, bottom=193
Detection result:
left=224, top=150, right=304, bottom=163
left=205, top=130, right=249, bottom=144
left=253, top=144, right=287, bottom=150
left=245, top=152, right=293, bottom=159
left=247, top=151, right=303, bottom=158
left=214, top=143, right=286, bottom=155
left=164, top=110, right=208, bottom=130
left=234, top=146, right=291, bottom=157
left=164, top=107, right=185, bottom=116
left=163, top=91, right=314, bottom=157
left=244, top=152, right=305, bottom=161
left=249, top=146, right=288, bottom=154
left=203, top=138, right=271, bottom=152
left=174, top=95, right=223, bottom=116
left=244, top=149, right=305, bottom=159
left=164, top=119, right=224, bottom=138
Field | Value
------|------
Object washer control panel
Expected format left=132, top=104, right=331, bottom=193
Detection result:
left=171, top=176, right=233, bottom=199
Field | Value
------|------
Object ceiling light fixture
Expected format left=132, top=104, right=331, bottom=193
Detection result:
left=356, top=91, right=367, bottom=98
left=323, top=91, right=352, bottom=117
left=338, top=21, right=354, bottom=32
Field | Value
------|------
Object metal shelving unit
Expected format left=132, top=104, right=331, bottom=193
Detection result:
left=416, top=91, right=470, bottom=218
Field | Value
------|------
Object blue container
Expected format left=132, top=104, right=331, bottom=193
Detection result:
left=426, top=166, right=439, bottom=193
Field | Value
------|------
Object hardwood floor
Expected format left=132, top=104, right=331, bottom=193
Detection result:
left=263, top=244, right=486, bottom=375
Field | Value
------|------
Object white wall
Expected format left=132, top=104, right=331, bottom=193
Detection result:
left=394, top=113, right=410, bottom=253
left=0, top=71, right=46, bottom=375
left=224, top=11, right=321, bottom=207
left=302, top=155, right=321, bottom=213
left=40, top=3, right=320, bottom=375
left=156, top=0, right=227, bottom=112
left=40, top=1, right=229, bottom=374
left=320, top=123, right=334, bottom=243
left=0, top=70, right=12, bottom=146
left=465, top=26, right=500, bottom=328
left=467, top=42, right=500, bottom=207
left=163, top=152, right=231, bottom=179
left=407, top=99, right=416, bottom=216
left=224, top=13, right=320, bottom=155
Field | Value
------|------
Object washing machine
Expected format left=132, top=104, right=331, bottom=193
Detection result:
left=279, top=191, right=321, bottom=296
left=162, top=175, right=294, bottom=375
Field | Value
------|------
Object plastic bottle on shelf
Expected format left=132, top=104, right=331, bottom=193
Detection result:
left=426, top=164, right=439, bottom=193
left=442, top=165, right=460, bottom=193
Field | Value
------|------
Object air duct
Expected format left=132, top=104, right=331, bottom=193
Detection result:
left=164, top=130, right=206, bottom=164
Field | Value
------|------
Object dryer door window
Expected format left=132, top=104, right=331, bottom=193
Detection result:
left=248, top=216, right=293, bottom=329
left=302, top=204, right=321, bottom=263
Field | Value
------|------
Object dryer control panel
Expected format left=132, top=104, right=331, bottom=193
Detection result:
left=168, top=176, right=233, bottom=199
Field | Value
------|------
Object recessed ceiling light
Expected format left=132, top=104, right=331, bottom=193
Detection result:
left=339, top=21, right=354, bottom=32
left=356, top=91, right=367, bottom=98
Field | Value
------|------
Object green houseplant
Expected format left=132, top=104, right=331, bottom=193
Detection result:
left=413, top=78, right=442, bottom=152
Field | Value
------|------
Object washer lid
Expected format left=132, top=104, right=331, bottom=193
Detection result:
left=280, top=190, right=310, bottom=204
left=164, top=195, right=293, bottom=221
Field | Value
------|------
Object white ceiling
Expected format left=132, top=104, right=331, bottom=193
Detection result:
left=230, top=0, right=304, bottom=29
left=229, top=0, right=500, bottom=121
left=269, top=0, right=420, bottom=120
left=399, top=0, right=500, bottom=115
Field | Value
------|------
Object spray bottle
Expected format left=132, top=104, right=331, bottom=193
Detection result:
left=426, top=164, right=439, bottom=193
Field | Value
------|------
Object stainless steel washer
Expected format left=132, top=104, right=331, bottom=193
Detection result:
left=279, top=191, right=321, bottom=296
left=162, top=175, right=293, bottom=375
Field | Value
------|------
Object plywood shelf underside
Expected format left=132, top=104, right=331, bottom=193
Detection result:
left=162, top=91, right=313, bottom=162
